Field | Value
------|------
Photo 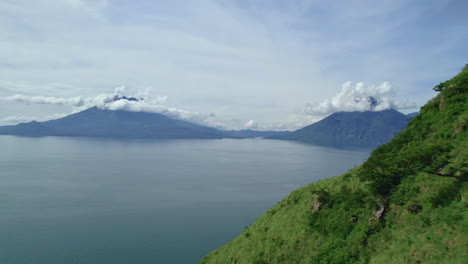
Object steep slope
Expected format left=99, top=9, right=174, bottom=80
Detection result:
left=269, top=109, right=408, bottom=146
left=200, top=66, right=467, bottom=264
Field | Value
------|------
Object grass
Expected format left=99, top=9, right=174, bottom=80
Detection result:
left=200, top=66, right=468, bottom=264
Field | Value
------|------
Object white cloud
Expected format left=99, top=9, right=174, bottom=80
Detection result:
left=0, top=87, right=224, bottom=128
left=0, top=115, right=33, bottom=123
left=0, top=94, right=85, bottom=106
left=304, top=81, right=416, bottom=116
left=243, top=120, right=258, bottom=129
left=240, top=113, right=323, bottom=132
left=0, top=113, right=67, bottom=125
left=0, top=80, right=417, bottom=131
left=0, top=1, right=465, bottom=130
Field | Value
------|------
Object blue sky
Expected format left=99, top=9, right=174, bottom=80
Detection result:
left=0, top=0, right=467, bottom=130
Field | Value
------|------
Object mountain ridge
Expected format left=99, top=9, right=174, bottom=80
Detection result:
left=0, top=107, right=288, bottom=139
left=200, top=65, right=468, bottom=263
left=268, top=109, right=409, bottom=146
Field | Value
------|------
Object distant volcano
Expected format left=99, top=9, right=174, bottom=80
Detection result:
left=267, top=109, right=409, bottom=146
left=0, top=107, right=288, bottom=139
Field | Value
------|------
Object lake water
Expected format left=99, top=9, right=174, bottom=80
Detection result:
left=0, top=136, right=371, bottom=264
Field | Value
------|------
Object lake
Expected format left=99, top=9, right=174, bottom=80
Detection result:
left=0, top=136, right=371, bottom=264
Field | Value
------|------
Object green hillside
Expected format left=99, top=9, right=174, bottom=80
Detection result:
left=200, top=66, right=468, bottom=264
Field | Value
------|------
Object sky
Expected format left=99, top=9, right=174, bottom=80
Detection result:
left=0, top=0, right=467, bottom=130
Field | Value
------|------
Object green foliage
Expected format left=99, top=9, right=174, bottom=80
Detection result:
left=359, top=68, right=468, bottom=196
left=430, top=181, right=463, bottom=208
left=433, top=82, right=446, bottom=92
left=200, top=67, right=468, bottom=264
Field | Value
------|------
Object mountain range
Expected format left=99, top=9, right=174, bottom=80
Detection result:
left=0, top=107, right=287, bottom=139
left=0, top=96, right=416, bottom=145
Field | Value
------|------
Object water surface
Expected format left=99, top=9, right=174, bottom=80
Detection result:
left=0, top=136, right=371, bottom=263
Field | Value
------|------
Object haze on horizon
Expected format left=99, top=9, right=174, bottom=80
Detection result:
left=0, top=0, right=467, bottom=130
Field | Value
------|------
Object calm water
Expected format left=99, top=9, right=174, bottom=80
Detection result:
left=0, top=136, right=371, bottom=264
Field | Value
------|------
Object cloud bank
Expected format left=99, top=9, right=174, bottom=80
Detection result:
left=0, top=1, right=465, bottom=130
left=304, top=81, right=416, bottom=116
left=0, top=82, right=417, bottom=131
left=0, top=87, right=224, bottom=128
left=0, top=113, right=67, bottom=124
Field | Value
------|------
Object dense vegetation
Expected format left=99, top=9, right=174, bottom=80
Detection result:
left=200, top=66, right=467, bottom=264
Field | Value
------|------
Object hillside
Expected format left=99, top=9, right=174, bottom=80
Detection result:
left=200, top=66, right=467, bottom=263
left=268, top=109, right=409, bottom=146
left=0, top=107, right=287, bottom=139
